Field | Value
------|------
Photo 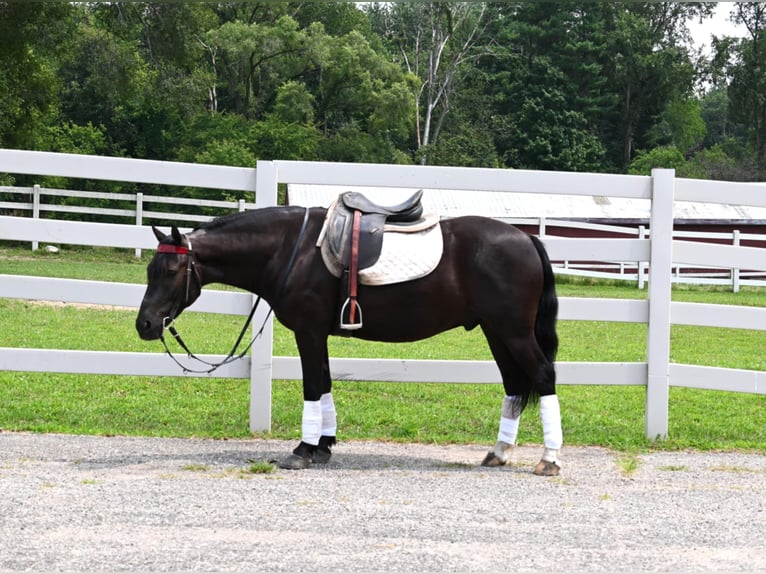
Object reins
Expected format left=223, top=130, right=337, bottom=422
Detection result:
left=158, top=207, right=311, bottom=374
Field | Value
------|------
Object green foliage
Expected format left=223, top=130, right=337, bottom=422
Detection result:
left=647, top=98, right=706, bottom=154
left=273, top=81, right=315, bottom=125
left=0, top=1, right=762, bottom=174
left=628, top=146, right=687, bottom=175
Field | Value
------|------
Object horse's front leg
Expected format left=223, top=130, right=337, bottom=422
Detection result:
left=278, top=332, right=336, bottom=470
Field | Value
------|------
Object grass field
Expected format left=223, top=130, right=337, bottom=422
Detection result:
left=1, top=244, right=764, bottom=452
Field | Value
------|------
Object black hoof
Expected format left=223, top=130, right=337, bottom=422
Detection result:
left=278, top=453, right=311, bottom=470
left=533, top=460, right=561, bottom=476
left=481, top=451, right=507, bottom=467
left=314, top=435, right=336, bottom=464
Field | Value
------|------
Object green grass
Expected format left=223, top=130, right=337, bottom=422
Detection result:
left=0, top=244, right=765, bottom=452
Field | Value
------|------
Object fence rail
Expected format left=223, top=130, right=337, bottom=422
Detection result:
left=3, top=183, right=764, bottom=289
left=0, top=183, right=257, bottom=255
left=1, top=150, right=765, bottom=440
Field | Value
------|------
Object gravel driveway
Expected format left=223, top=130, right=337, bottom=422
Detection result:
left=1, top=432, right=765, bottom=572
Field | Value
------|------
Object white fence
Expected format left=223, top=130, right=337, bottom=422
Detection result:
left=1, top=149, right=765, bottom=440
left=0, top=182, right=257, bottom=257
left=533, top=218, right=766, bottom=291
left=3, top=184, right=765, bottom=290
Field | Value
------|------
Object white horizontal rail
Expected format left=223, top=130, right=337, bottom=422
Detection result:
left=37, top=188, right=136, bottom=201
left=0, top=149, right=257, bottom=192
left=38, top=204, right=133, bottom=217
left=543, top=219, right=642, bottom=236
left=0, top=275, right=254, bottom=315
left=670, top=364, right=766, bottom=394
left=558, top=297, right=648, bottom=323
left=273, top=160, right=653, bottom=199
left=671, top=302, right=766, bottom=330
left=272, top=357, right=647, bottom=386
left=673, top=240, right=766, bottom=271
left=543, top=237, right=649, bottom=261
left=141, top=211, right=214, bottom=223
left=0, top=216, right=179, bottom=249
left=0, top=348, right=249, bottom=378
left=675, top=178, right=766, bottom=208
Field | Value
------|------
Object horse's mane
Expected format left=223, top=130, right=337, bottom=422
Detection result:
left=193, top=205, right=305, bottom=233
left=195, top=209, right=257, bottom=232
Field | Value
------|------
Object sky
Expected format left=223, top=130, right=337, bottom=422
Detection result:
left=688, top=3, right=747, bottom=54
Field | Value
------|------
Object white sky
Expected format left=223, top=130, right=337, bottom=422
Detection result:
left=688, top=3, right=747, bottom=53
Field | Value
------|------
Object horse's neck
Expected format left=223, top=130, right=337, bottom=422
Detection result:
left=190, top=209, right=305, bottom=300
left=190, top=229, right=275, bottom=296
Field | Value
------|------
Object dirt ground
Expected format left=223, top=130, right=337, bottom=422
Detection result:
left=1, top=432, right=765, bottom=572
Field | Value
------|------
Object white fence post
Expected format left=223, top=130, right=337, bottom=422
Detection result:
left=135, top=192, right=143, bottom=259
left=638, top=225, right=647, bottom=289
left=248, top=161, right=279, bottom=432
left=32, top=184, right=40, bottom=251
left=732, top=229, right=740, bottom=293
left=645, top=168, right=675, bottom=440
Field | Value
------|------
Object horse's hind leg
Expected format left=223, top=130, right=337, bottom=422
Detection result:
left=481, top=326, right=562, bottom=475
left=509, top=337, right=562, bottom=476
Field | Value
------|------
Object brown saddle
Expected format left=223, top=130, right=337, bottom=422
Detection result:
left=316, top=190, right=426, bottom=331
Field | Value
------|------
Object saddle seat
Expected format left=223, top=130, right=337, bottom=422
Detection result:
left=340, top=189, right=424, bottom=222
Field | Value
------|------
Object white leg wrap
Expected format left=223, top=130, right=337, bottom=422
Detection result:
left=540, top=394, right=563, bottom=460
left=320, top=392, right=337, bottom=437
left=497, top=395, right=521, bottom=445
left=301, top=400, right=322, bottom=446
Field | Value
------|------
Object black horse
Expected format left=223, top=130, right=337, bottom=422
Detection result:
left=136, top=200, right=563, bottom=475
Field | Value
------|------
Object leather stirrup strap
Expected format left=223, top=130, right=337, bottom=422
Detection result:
left=348, top=209, right=361, bottom=325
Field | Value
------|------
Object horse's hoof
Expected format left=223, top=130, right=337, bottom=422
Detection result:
left=314, top=435, right=335, bottom=464
left=278, top=454, right=311, bottom=470
left=533, top=460, right=561, bottom=476
left=481, top=451, right=507, bottom=467
left=312, top=448, right=332, bottom=464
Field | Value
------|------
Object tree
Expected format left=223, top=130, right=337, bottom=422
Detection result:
left=722, top=2, right=766, bottom=175
left=646, top=97, right=706, bottom=155
left=601, top=3, right=711, bottom=169
left=0, top=2, right=75, bottom=149
left=370, top=2, right=497, bottom=164
left=482, top=2, right=608, bottom=171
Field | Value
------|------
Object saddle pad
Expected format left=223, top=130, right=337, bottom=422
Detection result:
left=320, top=221, right=444, bottom=286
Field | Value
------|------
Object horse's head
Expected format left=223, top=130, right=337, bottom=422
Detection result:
left=136, top=226, right=202, bottom=341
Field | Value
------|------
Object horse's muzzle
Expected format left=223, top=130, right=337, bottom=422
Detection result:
left=136, top=314, right=163, bottom=341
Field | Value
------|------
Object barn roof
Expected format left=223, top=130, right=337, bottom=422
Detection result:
left=287, top=183, right=766, bottom=223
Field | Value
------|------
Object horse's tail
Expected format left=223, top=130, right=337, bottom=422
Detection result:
left=529, top=234, right=559, bottom=364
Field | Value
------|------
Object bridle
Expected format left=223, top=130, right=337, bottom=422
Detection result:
left=157, top=236, right=199, bottom=333
left=156, top=207, right=310, bottom=374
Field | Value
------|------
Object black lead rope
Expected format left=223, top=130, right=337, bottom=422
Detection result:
left=160, top=207, right=311, bottom=375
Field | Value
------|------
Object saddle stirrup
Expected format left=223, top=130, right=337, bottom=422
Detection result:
left=340, top=209, right=363, bottom=330
left=339, top=297, right=363, bottom=330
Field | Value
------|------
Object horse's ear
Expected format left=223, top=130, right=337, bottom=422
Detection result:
left=152, top=226, right=166, bottom=242
left=171, top=226, right=184, bottom=245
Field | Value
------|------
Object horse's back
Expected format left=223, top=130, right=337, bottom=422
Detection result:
left=349, top=216, right=546, bottom=342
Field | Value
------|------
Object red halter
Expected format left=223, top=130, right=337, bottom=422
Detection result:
left=156, top=244, right=189, bottom=254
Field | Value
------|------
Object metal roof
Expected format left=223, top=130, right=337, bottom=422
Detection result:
left=287, top=183, right=766, bottom=222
